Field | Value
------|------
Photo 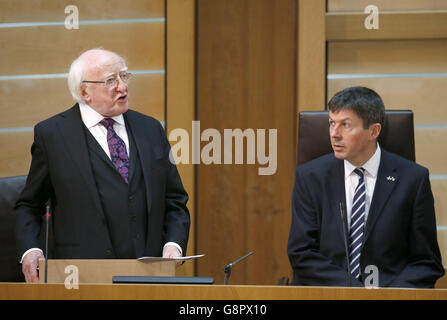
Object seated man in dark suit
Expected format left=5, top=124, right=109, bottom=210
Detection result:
left=15, top=48, right=190, bottom=282
left=287, top=86, right=444, bottom=288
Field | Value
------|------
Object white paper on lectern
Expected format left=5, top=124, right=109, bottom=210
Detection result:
left=136, top=254, right=205, bottom=262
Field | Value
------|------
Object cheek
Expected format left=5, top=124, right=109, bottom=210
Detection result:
left=348, top=132, right=369, bottom=150
left=343, top=131, right=359, bottom=147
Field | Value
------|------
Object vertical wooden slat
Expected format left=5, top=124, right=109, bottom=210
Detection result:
left=196, top=0, right=248, bottom=284
left=297, top=0, right=326, bottom=111
left=196, top=0, right=297, bottom=284
left=166, top=0, right=196, bottom=277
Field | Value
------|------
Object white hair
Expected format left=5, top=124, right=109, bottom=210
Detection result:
left=67, top=57, right=85, bottom=103
left=67, top=48, right=127, bottom=103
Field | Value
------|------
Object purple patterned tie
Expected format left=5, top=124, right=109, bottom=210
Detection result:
left=100, top=118, right=129, bottom=184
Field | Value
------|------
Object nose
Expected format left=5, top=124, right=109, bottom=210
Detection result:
left=330, top=124, right=341, bottom=140
left=116, top=77, right=128, bottom=92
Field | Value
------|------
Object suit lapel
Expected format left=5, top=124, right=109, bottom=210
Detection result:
left=84, top=128, right=117, bottom=172
left=327, top=156, right=348, bottom=244
left=364, top=150, right=398, bottom=242
left=55, top=104, right=105, bottom=218
left=123, top=111, right=152, bottom=211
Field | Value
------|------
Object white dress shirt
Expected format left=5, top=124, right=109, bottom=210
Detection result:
left=79, top=102, right=130, bottom=159
left=21, top=104, right=181, bottom=262
left=344, top=144, right=381, bottom=230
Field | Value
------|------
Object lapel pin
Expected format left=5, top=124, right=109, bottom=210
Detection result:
left=386, top=176, right=396, bottom=182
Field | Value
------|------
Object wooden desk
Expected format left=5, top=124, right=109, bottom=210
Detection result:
left=1, top=283, right=447, bottom=300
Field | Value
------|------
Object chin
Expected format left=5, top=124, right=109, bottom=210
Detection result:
left=114, top=104, right=129, bottom=115
left=333, top=151, right=347, bottom=160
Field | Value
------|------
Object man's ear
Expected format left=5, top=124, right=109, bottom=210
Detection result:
left=80, top=84, right=90, bottom=103
left=369, top=123, right=381, bottom=141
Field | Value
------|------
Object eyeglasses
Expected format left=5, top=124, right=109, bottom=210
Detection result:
left=82, top=72, right=131, bottom=88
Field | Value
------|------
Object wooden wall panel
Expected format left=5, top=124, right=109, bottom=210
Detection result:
left=0, top=0, right=164, bottom=22
left=327, top=40, right=447, bottom=122
left=0, top=23, right=164, bottom=75
left=0, top=132, right=33, bottom=177
left=328, top=40, right=447, bottom=74
left=433, top=180, right=447, bottom=225
left=297, top=0, right=326, bottom=110
left=0, top=74, right=165, bottom=128
left=326, top=11, right=447, bottom=41
left=245, top=0, right=296, bottom=285
left=166, top=0, right=195, bottom=277
left=197, top=0, right=252, bottom=284
left=436, top=230, right=447, bottom=267
left=327, top=78, right=447, bottom=124
left=196, top=0, right=296, bottom=284
left=328, top=0, right=447, bottom=12
left=415, top=129, right=447, bottom=175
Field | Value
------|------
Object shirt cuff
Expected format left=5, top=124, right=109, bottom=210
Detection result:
left=20, top=248, right=44, bottom=264
left=163, top=242, right=183, bottom=256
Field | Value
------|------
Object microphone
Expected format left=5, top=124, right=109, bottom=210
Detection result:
left=44, top=204, right=51, bottom=284
left=223, top=251, right=254, bottom=285
left=339, top=202, right=351, bottom=287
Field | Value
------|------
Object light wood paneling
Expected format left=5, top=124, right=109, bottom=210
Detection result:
left=328, top=40, right=447, bottom=74
left=327, top=78, right=447, bottom=124
left=0, top=23, right=164, bottom=75
left=197, top=0, right=296, bottom=285
left=432, top=179, right=447, bottom=225
left=166, top=0, right=195, bottom=277
left=0, top=73, right=165, bottom=128
left=328, top=0, right=447, bottom=12
left=0, top=131, right=33, bottom=177
left=436, top=230, right=447, bottom=268
left=297, top=0, right=326, bottom=110
left=245, top=0, right=296, bottom=285
left=197, top=0, right=251, bottom=284
left=0, top=0, right=164, bottom=22
left=415, top=128, right=447, bottom=175
left=326, top=11, right=447, bottom=41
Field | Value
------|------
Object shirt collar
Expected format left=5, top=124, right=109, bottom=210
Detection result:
left=78, top=102, right=125, bottom=129
left=344, top=143, right=381, bottom=179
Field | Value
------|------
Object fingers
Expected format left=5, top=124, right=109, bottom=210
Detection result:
left=22, top=251, right=44, bottom=283
left=23, top=264, right=39, bottom=283
left=162, top=245, right=182, bottom=259
left=162, top=245, right=184, bottom=268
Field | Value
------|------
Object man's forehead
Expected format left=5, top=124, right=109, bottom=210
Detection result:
left=87, top=59, right=127, bottom=77
left=329, top=109, right=360, bottom=122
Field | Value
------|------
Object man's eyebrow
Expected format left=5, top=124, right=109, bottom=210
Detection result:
left=103, top=67, right=128, bottom=78
left=103, top=72, right=116, bottom=78
left=329, top=117, right=352, bottom=122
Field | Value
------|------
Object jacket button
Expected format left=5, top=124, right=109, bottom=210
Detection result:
left=106, top=249, right=112, bottom=256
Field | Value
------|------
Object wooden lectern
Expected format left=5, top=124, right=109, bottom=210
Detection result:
left=38, top=259, right=176, bottom=284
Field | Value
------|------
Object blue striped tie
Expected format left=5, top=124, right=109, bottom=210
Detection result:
left=349, top=168, right=366, bottom=280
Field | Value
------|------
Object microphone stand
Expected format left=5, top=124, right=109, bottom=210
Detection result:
left=44, top=204, right=51, bottom=284
left=223, top=251, right=254, bottom=285
left=339, top=202, right=351, bottom=287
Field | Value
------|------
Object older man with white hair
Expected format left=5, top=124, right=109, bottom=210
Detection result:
left=15, top=48, right=190, bottom=282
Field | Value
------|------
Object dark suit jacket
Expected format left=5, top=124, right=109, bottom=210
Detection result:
left=15, top=104, right=190, bottom=259
left=287, top=149, right=444, bottom=288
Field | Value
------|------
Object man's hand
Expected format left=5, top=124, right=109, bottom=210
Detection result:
left=162, top=244, right=183, bottom=268
left=22, top=250, right=44, bottom=283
